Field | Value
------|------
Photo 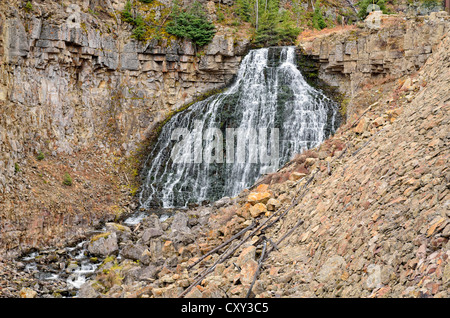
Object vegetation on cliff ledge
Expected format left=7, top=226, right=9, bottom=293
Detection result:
left=166, top=1, right=217, bottom=47
left=119, top=0, right=412, bottom=47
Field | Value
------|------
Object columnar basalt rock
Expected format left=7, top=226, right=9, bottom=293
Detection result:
left=299, top=13, right=450, bottom=108
left=0, top=1, right=249, bottom=255
left=0, top=3, right=250, bottom=191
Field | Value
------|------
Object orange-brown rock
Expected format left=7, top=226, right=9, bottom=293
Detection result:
left=247, top=191, right=272, bottom=205
left=249, top=203, right=267, bottom=218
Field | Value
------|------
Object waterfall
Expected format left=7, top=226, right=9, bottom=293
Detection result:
left=138, top=46, right=338, bottom=209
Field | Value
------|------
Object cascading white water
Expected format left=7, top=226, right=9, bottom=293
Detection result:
left=138, top=46, right=338, bottom=209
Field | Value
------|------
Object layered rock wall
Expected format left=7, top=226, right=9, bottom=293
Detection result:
left=300, top=12, right=449, bottom=108
left=0, top=2, right=249, bottom=191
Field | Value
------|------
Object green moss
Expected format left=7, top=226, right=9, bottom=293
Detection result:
left=109, top=222, right=128, bottom=232
left=80, top=22, right=88, bottom=34
left=339, top=97, right=351, bottom=119
left=91, top=232, right=111, bottom=242
left=88, top=8, right=99, bottom=16
left=102, top=255, right=116, bottom=264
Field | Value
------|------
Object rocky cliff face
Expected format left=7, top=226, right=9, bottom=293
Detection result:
left=0, top=0, right=249, bottom=188
left=0, top=0, right=249, bottom=254
left=299, top=12, right=449, bottom=117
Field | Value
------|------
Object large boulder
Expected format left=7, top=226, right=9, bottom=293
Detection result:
left=105, top=222, right=132, bottom=243
left=170, top=213, right=191, bottom=235
left=139, top=215, right=164, bottom=244
left=78, top=281, right=101, bottom=298
left=87, top=232, right=119, bottom=257
left=121, top=243, right=151, bottom=264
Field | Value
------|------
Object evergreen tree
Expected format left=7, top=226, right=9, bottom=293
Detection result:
left=276, top=10, right=302, bottom=42
left=166, top=1, right=216, bottom=47
left=253, top=0, right=300, bottom=47
left=236, top=0, right=252, bottom=22
left=132, top=14, right=147, bottom=41
left=312, top=5, right=327, bottom=30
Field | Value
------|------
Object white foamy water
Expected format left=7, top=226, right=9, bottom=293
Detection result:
left=139, top=47, right=338, bottom=208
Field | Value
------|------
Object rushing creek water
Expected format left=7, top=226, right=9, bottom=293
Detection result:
left=138, top=46, right=339, bottom=210
left=20, top=240, right=99, bottom=297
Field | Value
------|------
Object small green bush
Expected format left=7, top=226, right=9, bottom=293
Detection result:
left=63, top=173, right=73, bottom=186
left=217, top=9, right=225, bottom=23
left=131, top=14, right=146, bottom=40
left=121, top=1, right=135, bottom=24
left=37, top=152, right=45, bottom=161
left=25, top=1, right=33, bottom=12
left=14, top=163, right=20, bottom=173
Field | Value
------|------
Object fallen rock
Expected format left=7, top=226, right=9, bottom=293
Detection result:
left=353, top=117, right=367, bottom=134
left=140, top=227, right=164, bottom=244
left=88, top=232, right=119, bottom=257
left=316, top=256, right=346, bottom=284
left=247, top=192, right=272, bottom=205
left=121, top=243, right=147, bottom=262
left=19, top=287, right=37, bottom=298
left=372, top=116, right=386, bottom=127
left=255, top=184, right=269, bottom=192
left=240, top=259, right=258, bottom=285
left=213, top=196, right=231, bottom=208
left=289, top=172, right=307, bottom=181
left=304, top=158, right=316, bottom=167
left=249, top=203, right=267, bottom=218
left=105, top=222, right=132, bottom=243
left=184, top=286, right=203, bottom=298
left=171, top=213, right=191, bottom=235
left=236, top=246, right=256, bottom=267
left=266, top=198, right=281, bottom=211
left=78, top=281, right=101, bottom=298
